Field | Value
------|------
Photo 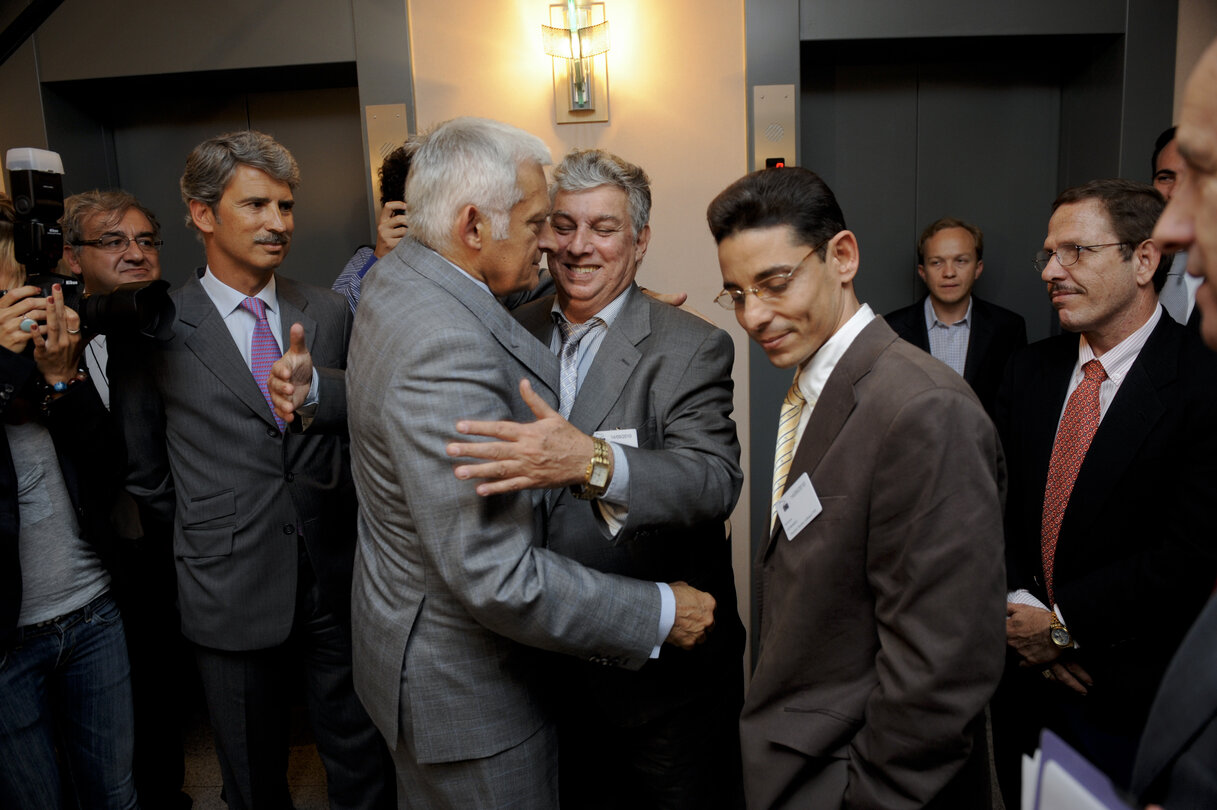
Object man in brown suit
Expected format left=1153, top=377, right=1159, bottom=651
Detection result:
left=707, top=167, right=1007, bottom=809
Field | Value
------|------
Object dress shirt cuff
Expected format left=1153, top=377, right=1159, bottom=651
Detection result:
left=1006, top=588, right=1047, bottom=610
left=595, top=443, right=630, bottom=536
left=652, top=582, right=675, bottom=659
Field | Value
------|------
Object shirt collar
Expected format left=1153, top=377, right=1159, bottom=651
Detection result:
left=799, top=303, right=876, bottom=403
left=550, top=283, right=633, bottom=328
left=200, top=267, right=278, bottom=317
left=923, top=295, right=972, bottom=329
left=1076, top=304, right=1162, bottom=385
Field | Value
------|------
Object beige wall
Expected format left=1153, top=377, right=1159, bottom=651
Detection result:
left=408, top=0, right=753, bottom=651
left=1175, top=0, right=1217, bottom=120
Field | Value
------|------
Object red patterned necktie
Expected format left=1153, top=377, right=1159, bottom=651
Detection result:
left=1041, top=359, right=1107, bottom=603
left=240, top=297, right=285, bottom=432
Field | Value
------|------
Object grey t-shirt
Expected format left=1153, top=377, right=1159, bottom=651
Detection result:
left=7, top=420, right=109, bottom=625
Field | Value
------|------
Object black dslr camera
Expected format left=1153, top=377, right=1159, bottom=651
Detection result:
left=5, top=147, right=174, bottom=340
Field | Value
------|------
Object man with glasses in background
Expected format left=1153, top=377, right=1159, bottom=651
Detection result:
left=61, top=190, right=192, bottom=809
left=707, top=166, right=1006, bottom=809
left=992, top=179, right=1217, bottom=805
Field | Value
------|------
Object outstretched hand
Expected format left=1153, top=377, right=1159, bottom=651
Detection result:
left=269, top=322, right=312, bottom=423
left=447, top=378, right=593, bottom=496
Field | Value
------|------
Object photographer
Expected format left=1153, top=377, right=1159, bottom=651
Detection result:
left=0, top=194, right=138, bottom=808
left=62, top=189, right=191, bottom=809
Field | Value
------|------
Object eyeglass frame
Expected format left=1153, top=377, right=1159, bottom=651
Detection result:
left=1032, top=242, right=1133, bottom=273
left=71, top=235, right=164, bottom=254
left=713, top=235, right=833, bottom=310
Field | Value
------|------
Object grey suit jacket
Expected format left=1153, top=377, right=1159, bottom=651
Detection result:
left=514, top=286, right=745, bottom=723
left=114, top=271, right=355, bottom=650
left=740, top=317, right=1007, bottom=810
left=347, top=238, right=664, bottom=766
left=1131, top=593, right=1217, bottom=808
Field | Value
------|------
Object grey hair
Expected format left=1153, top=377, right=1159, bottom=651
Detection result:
left=63, top=189, right=162, bottom=249
left=552, top=149, right=651, bottom=236
left=405, top=117, right=551, bottom=252
left=180, top=130, right=300, bottom=236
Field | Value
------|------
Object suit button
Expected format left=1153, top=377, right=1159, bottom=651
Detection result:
left=285, top=472, right=295, bottom=482
left=282, top=523, right=295, bottom=535
left=266, top=426, right=279, bottom=438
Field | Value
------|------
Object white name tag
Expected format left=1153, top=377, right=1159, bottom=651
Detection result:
left=777, top=473, right=822, bottom=540
left=594, top=428, right=638, bottom=448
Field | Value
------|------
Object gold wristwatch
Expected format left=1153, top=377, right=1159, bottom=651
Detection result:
left=1049, top=614, right=1072, bottom=648
left=573, top=437, right=612, bottom=501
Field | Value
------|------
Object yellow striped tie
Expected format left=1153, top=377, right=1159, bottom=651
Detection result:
left=771, top=372, right=806, bottom=529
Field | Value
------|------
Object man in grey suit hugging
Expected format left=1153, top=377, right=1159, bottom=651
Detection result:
left=273, top=118, right=716, bottom=808
left=447, top=148, right=746, bottom=808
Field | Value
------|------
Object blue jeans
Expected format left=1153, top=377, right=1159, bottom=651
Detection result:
left=0, top=592, right=139, bottom=809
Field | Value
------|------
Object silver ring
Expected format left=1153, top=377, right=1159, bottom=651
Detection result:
left=66, top=327, right=81, bottom=335
left=19, top=318, right=36, bottom=333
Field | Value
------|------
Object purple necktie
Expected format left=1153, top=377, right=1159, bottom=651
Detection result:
left=239, top=297, right=285, bottom=432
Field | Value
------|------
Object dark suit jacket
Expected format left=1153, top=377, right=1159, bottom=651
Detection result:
left=885, top=295, right=1027, bottom=416
left=113, top=271, right=355, bottom=650
left=1131, top=593, right=1217, bottom=809
left=997, top=313, right=1217, bottom=736
left=514, top=286, right=745, bottom=724
left=741, top=317, right=1007, bottom=810
left=1, top=348, right=123, bottom=638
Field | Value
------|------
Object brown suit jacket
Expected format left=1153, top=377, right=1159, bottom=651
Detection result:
left=741, top=317, right=1007, bottom=809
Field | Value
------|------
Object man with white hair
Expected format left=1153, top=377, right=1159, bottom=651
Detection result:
left=339, top=118, right=716, bottom=808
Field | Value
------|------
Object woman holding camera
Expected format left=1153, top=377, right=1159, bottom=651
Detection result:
left=0, top=192, right=139, bottom=809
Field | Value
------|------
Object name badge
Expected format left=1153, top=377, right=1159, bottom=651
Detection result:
left=777, top=473, right=822, bottom=540
left=594, top=428, right=638, bottom=448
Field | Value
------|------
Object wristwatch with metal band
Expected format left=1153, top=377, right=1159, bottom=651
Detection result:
left=573, top=437, right=612, bottom=500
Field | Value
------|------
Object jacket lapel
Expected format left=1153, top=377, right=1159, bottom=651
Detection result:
left=963, top=300, right=995, bottom=386
left=1060, top=318, right=1175, bottom=539
left=567, top=287, right=646, bottom=433
left=761, top=317, right=891, bottom=560
left=275, top=276, right=318, bottom=356
left=177, top=276, right=280, bottom=429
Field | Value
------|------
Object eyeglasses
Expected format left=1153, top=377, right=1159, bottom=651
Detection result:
left=714, top=238, right=829, bottom=310
left=73, top=235, right=163, bottom=253
left=1033, top=242, right=1130, bottom=272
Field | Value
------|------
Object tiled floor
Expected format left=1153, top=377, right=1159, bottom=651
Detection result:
left=182, top=706, right=330, bottom=810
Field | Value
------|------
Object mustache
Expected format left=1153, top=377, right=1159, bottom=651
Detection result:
left=255, top=233, right=290, bottom=246
left=1048, top=282, right=1081, bottom=295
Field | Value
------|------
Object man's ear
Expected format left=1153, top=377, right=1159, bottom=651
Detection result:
left=974, top=259, right=984, bottom=279
left=189, top=199, right=216, bottom=235
left=633, top=224, right=652, bottom=266
left=916, top=264, right=927, bottom=285
left=1133, top=239, right=1161, bottom=288
left=827, top=230, right=860, bottom=284
left=63, top=245, right=84, bottom=278
left=456, top=204, right=483, bottom=251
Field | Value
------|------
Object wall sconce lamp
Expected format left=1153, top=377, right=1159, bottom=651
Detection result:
left=542, top=1, right=609, bottom=124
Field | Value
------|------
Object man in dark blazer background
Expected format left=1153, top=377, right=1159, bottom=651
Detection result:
left=1130, top=37, right=1217, bottom=810
left=885, top=216, right=1026, bottom=416
left=706, top=167, right=1007, bottom=809
left=114, top=130, right=392, bottom=810
left=448, top=148, right=746, bottom=808
left=993, top=178, right=1217, bottom=804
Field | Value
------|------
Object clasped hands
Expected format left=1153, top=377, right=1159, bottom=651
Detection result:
left=1006, top=602, right=1093, bottom=695
left=447, top=377, right=716, bottom=650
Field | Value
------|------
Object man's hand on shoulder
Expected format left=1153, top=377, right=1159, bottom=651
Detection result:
left=665, top=581, right=716, bottom=649
left=269, top=322, right=312, bottom=423
left=447, top=378, right=592, bottom=495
